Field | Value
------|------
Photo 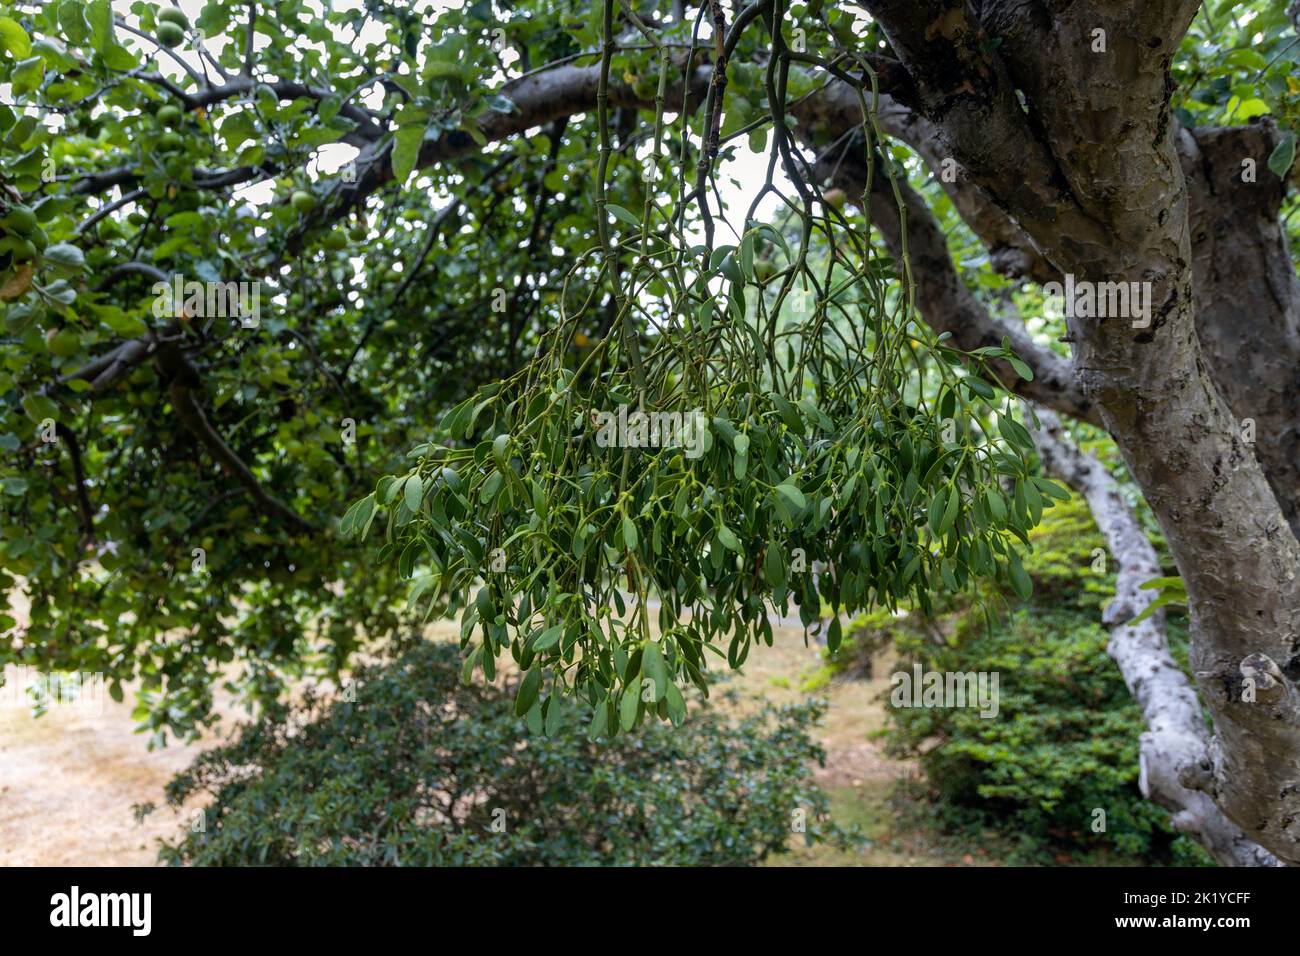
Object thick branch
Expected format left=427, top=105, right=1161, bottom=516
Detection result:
left=165, top=375, right=312, bottom=533
left=290, top=62, right=714, bottom=245
left=796, top=133, right=1099, bottom=425
left=72, top=262, right=314, bottom=532
left=790, top=78, right=1058, bottom=283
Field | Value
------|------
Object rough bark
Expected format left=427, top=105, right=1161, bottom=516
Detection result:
left=1177, top=122, right=1300, bottom=535
left=862, top=0, right=1300, bottom=863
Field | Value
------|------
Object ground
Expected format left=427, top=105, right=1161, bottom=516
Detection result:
left=0, top=615, right=994, bottom=866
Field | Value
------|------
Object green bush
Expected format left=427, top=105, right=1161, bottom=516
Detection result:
left=825, top=496, right=1206, bottom=863
left=1014, top=496, right=1113, bottom=611
left=149, top=641, right=857, bottom=866
left=884, top=607, right=1207, bottom=863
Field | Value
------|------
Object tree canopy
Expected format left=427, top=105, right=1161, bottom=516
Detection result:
left=2, top=0, right=1299, bottom=865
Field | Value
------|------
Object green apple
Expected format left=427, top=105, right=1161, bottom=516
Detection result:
left=156, top=22, right=185, bottom=48
left=158, top=8, right=191, bottom=30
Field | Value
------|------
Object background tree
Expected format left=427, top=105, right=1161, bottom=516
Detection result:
left=1, top=0, right=1298, bottom=866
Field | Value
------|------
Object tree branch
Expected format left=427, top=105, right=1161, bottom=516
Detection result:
left=164, top=372, right=313, bottom=533
left=796, top=131, right=1099, bottom=425
left=53, top=422, right=95, bottom=548
left=1177, top=120, right=1300, bottom=535
left=70, top=262, right=314, bottom=532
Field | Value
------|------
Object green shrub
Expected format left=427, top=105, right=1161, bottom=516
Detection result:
left=149, top=641, right=857, bottom=866
left=824, top=495, right=1207, bottom=863
left=884, top=607, right=1209, bottom=862
left=1015, top=496, right=1113, bottom=611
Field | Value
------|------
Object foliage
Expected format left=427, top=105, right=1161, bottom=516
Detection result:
left=0, top=0, right=1290, bottom=750
left=149, top=640, right=856, bottom=866
left=342, top=7, right=1070, bottom=737
left=0, top=0, right=582, bottom=739
left=0, top=0, right=1065, bottom=739
left=887, top=610, right=1137, bottom=858
left=1009, top=495, right=1112, bottom=611
left=836, top=495, right=1207, bottom=863
left=1173, top=0, right=1300, bottom=151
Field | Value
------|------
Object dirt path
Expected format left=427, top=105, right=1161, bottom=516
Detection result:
left=0, top=674, right=233, bottom=866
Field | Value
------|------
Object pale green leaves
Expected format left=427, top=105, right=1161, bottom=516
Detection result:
left=618, top=685, right=639, bottom=731
left=43, top=242, right=85, bottom=275
left=773, top=481, right=806, bottom=519
left=57, top=1, right=90, bottom=46
left=21, top=393, right=58, bottom=423
left=532, top=625, right=563, bottom=651
left=1007, top=550, right=1033, bottom=600
left=0, top=16, right=32, bottom=57
left=605, top=204, right=641, bottom=228
left=1008, top=356, right=1034, bottom=381
left=732, top=433, right=749, bottom=479
left=940, top=485, right=960, bottom=536
left=716, top=522, right=741, bottom=552
left=403, top=473, right=424, bottom=513
left=340, top=493, right=377, bottom=539
left=986, top=487, right=1008, bottom=523
left=587, top=701, right=609, bottom=741
left=338, top=228, right=1057, bottom=739
left=515, top=666, right=541, bottom=717
left=1130, top=576, right=1187, bottom=625
left=764, top=546, right=786, bottom=587
left=642, top=642, right=669, bottom=702
left=663, top=681, right=686, bottom=727
left=10, top=56, right=43, bottom=95
left=87, top=0, right=137, bottom=69
left=491, top=433, right=510, bottom=467
left=826, top=616, right=842, bottom=653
